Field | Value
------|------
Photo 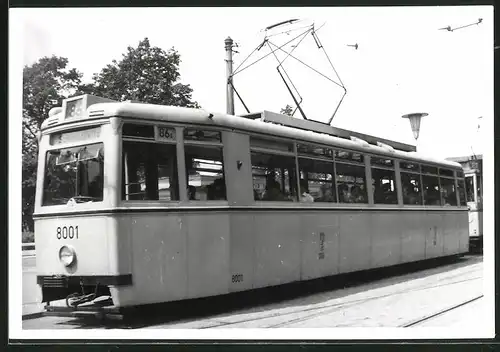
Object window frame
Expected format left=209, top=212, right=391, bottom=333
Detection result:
left=121, top=139, right=180, bottom=202
left=117, top=122, right=466, bottom=210
left=370, top=159, right=399, bottom=205
left=120, top=123, right=229, bottom=205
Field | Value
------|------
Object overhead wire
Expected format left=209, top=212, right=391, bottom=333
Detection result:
left=232, top=26, right=314, bottom=76
left=267, top=40, right=306, bottom=119
left=229, top=20, right=347, bottom=123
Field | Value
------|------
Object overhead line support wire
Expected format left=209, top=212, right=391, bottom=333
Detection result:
left=228, top=80, right=251, bottom=114
left=268, top=32, right=308, bottom=105
left=266, top=40, right=304, bottom=119
left=312, top=30, right=345, bottom=88
left=264, top=24, right=316, bottom=40
left=327, top=88, right=347, bottom=126
left=277, top=66, right=308, bottom=121
left=267, top=41, right=344, bottom=90
left=232, top=27, right=314, bottom=77
left=275, top=25, right=311, bottom=68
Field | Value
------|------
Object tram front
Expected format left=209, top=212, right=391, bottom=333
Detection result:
left=33, top=95, right=131, bottom=308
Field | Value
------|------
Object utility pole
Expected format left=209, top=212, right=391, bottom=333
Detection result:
left=225, top=37, right=235, bottom=115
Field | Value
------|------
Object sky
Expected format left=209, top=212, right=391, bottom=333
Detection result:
left=11, top=6, right=493, bottom=158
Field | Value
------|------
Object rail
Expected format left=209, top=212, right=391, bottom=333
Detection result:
left=400, top=295, right=484, bottom=327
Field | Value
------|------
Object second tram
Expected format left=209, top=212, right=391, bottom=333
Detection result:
left=447, top=155, right=483, bottom=250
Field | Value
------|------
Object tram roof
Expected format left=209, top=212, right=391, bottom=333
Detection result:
left=446, top=154, right=483, bottom=163
left=43, top=97, right=461, bottom=169
left=239, top=110, right=417, bottom=153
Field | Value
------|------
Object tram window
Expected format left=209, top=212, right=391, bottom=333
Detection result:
left=476, top=175, right=482, bottom=204
left=371, top=168, right=398, bottom=204
left=371, top=157, right=394, bottom=168
left=465, top=176, right=474, bottom=202
left=43, top=143, right=104, bottom=206
left=184, top=129, right=221, bottom=143
left=122, top=124, right=155, bottom=139
left=440, top=177, right=457, bottom=206
left=185, top=145, right=225, bottom=201
left=421, top=165, right=438, bottom=175
left=336, top=163, right=367, bottom=203
left=457, top=179, right=467, bottom=206
left=335, top=150, right=364, bottom=164
left=251, top=152, right=297, bottom=201
left=297, top=144, right=333, bottom=159
left=122, top=142, right=179, bottom=201
left=250, top=137, right=293, bottom=153
left=401, top=172, right=423, bottom=205
left=457, top=170, right=465, bottom=178
left=298, top=157, right=336, bottom=203
left=422, top=175, right=441, bottom=206
left=400, top=162, right=420, bottom=172
left=440, top=168, right=454, bottom=177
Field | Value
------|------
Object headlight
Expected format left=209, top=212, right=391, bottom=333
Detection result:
left=59, top=246, right=76, bottom=267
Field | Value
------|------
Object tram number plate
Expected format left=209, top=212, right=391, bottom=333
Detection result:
left=56, top=226, right=79, bottom=240
left=155, top=126, right=176, bottom=142
left=231, top=274, right=244, bottom=283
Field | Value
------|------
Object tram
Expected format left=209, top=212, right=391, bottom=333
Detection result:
left=33, top=94, right=469, bottom=312
left=447, top=155, right=483, bottom=250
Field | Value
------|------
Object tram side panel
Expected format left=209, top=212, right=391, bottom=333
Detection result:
left=228, top=213, right=255, bottom=292
left=442, top=212, right=461, bottom=256
left=299, top=213, right=340, bottom=281
left=112, top=212, right=231, bottom=306
left=223, top=132, right=258, bottom=292
left=400, top=211, right=427, bottom=263
left=370, top=212, right=403, bottom=269
left=186, top=212, right=231, bottom=299
left=424, top=212, right=445, bottom=259
left=111, top=213, right=189, bottom=306
left=338, top=213, right=372, bottom=274
left=253, top=212, right=302, bottom=289
left=460, top=212, right=470, bottom=253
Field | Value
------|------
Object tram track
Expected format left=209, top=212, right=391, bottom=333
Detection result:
left=24, top=257, right=482, bottom=329
left=199, top=274, right=481, bottom=329
left=399, top=295, right=484, bottom=327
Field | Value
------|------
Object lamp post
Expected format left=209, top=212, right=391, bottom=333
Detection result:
left=402, top=112, right=428, bottom=150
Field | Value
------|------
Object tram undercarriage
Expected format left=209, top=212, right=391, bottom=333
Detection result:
left=37, top=275, right=123, bottom=317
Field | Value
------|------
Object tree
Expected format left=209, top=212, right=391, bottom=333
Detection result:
left=82, top=38, right=199, bottom=108
left=280, top=104, right=294, bottom=116
left=23, top=56, right=82, bottom=131
left=22, top=56, right=83, bottom=232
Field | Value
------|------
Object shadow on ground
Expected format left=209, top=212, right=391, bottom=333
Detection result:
left=48, top=254, right=483, bottom=329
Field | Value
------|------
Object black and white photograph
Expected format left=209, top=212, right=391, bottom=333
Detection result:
left=9, top=5, right=494, bottom=340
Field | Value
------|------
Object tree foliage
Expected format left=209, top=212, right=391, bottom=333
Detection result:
left=22, top=56, right=83, bottom=232
left=81, top=38, right=199, bottom=108
left=21, top=41, right=200, bottom=233
left=23, top=56, right=82, bottom=132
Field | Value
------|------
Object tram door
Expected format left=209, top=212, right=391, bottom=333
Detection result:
left=465, top=172, right=482, bottom=241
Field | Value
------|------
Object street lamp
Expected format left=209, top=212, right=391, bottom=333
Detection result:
left=402, top=113, right=428, bottom=146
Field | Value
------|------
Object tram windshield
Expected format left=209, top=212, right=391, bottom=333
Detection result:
left=42, top=143, right=104, bottom=206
